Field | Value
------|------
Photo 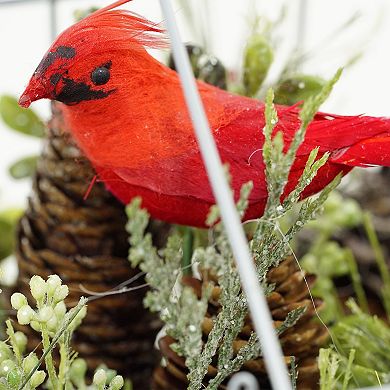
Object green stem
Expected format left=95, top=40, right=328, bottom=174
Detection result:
left=345, top=249, right=369, bottom=313
left=311, top=230, right=331, bottom=256
left=58, top=336, right=69, bottom=389
left=182, top=227, right=194, bottom=276
left=342, top=349, right=355, bottom=390
left=19, top=298, right=87, bottom=390
left=5, top=320, right=22, bottom=365
left=310, top=231, right=345, bottom=320
left=41, top=325, right=58, bottom=389
left=325, top=281, right=344, bottom=321
left=187, top=312, right=227, bottom=390
left=290, top=356, right=297, bottom=390
left=363, top=212, right=390, bottom=319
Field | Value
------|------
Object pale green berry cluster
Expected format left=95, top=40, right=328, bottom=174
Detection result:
left=66, top=359, right=125, bottom=390
left=11, top=275, right=82, bottom=336
left=0, top=340, right=45, bottom=389
left=3, top=274, right=125, bottom=389
left=92, top=367, right=125, bottom=390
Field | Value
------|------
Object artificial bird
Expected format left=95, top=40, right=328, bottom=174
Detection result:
left=19, top=0, right=390, bottom=227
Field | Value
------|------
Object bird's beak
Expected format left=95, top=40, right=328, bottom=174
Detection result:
left=19, top=76, right=48, bottom=108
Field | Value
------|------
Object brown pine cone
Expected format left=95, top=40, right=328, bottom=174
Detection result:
left=11, top=102, right=169, bottom=388
left=152, top=257, right=327, bottom=390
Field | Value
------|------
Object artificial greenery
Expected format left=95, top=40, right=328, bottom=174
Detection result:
left=292, top=184, right=390, bottom=388
left=0, top=209, right=23, bottom=261
left=169, top=44, right=227, bottom=90
left=319, top=300, right=390, bottom=389
left=296, top=192, right=366, bottom=322
left=0, top=95, right=41, bottom=181
left=243, top=34, right=274, bottom=97
left=274, top=75, right=326, bottom=106
left=0, top=275, right=125, bottom=390
left=363, top=212, right=390, bottom=319
left=283, top=173, right=390, bottom=389
left=0, top=96, right=44, bottom=139
left=8, top=157, right=38, bottom=181
left=311, top=208, right=390, bottom=388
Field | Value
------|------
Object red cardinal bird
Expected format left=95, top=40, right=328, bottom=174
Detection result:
left=19, top=0, right=390, bottom=227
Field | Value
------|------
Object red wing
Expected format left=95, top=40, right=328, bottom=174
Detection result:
left=111, top=107, right=269, bottom=204
left=95, top=80, right=390, bottom=209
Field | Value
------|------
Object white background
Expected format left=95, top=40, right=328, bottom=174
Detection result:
left=0, top=0, right=389, bottom=210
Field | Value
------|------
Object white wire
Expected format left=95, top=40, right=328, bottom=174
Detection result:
left=158, top=1, right=292, bottom=389
left=228, top=372, right=260, bottom=390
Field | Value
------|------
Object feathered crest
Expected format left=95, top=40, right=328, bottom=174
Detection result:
left=56, top=0, right=166, bottom=51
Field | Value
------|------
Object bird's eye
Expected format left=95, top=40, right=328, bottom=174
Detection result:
left=91, top=66, right=110, bottom=86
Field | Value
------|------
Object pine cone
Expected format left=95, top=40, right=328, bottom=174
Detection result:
left=152, top=257, right=327, bottom=389
left=12, top=103, right=169, bottom=388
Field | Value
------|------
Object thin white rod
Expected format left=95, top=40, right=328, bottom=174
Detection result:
left=158, top=1, right=292, bottom=389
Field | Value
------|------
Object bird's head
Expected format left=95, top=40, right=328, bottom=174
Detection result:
left=19, top=0, right=165, bottom=108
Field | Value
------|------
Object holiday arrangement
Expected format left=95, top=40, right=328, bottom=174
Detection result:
left=0, top=1, right=390, bottom=389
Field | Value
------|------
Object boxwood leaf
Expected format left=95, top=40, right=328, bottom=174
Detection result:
left=9, top=155, right=38, bottom=179
left=0, top=95, right=44, bottom=137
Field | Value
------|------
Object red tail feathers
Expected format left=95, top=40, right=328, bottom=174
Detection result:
left=326, top=116, right=390, bottom=167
